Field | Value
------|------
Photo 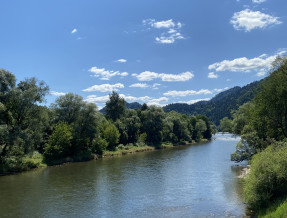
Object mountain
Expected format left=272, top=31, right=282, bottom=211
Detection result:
left=100, top=101, right=142, bottom=113
left=163, top=80, right=261, bottom=125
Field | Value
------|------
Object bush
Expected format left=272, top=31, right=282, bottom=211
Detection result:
left=244, top=140, right=287, bottom=210
left=92, top=137, right=108, bottom=156
left=44, top=122, right=73, bottom=164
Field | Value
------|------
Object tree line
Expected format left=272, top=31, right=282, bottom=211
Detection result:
left=219, top=57, right=287, bottom=215
left=0, top=69, right=212, bottom=173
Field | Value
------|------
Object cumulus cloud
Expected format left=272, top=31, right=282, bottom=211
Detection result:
left=85, top=94, right=169, bottom=107
left=83, top=83, right=124, bottom=92
left=143, top=19, right=185, bottom=44
left=129, top=83, right=149, bottom=88
left=133, top=71, right=194, bottom=82
left=116, top=59, right=127, bottom=63
left=252, top=0, right=266, bottom=3
left=89, top=67, right=128, bottom=80
left=208, top=72, right=218, bottom=79
left=85, top=95, right=110, bottom=104
left=230, top=9, right=281, bottom=32
left=71, top=29, right=77, bottom=34
left=163, top=88, right=228, bottom=97
left=164, top=89, right=213, bottom=97
left=208, top=50, right=286, bottom=76
left=50, top=91, right=66, bottom=96
left=179, top=98, right=211, bottom=105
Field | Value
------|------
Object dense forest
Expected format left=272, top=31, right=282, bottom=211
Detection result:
left=221, top=57, right=287, bottom=216
left=0, top=70, right=212, bottom=174
left=163, top=80, right=261, bottom=125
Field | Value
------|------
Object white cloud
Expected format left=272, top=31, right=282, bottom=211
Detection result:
left=208, top=51, right=286, bottom=76
left=85, top=95, right=110, bottom=104
left=143, top=19, right=185, bottom=44
left=152, top=83, right=161, bottom=89
left=85, top=93, right=169, bottom=107
left=208, top=72, right=218, bottom=79
left=116, top=59, right=127, bottom=63
left=129, top=83, right=149, bottom=88
left=120, top=72, right=129, bottom=76
left=133, top=71, right=194, bottom=82
left=163, top=88, right=228, bottom=97
left=252, top=0, right=266, bottom=3
left=179, top=98, right=211, bottom=105
left=152, top=19, right=176, bottom=29
left=164, top=89, right=213, bottom=97
left=89, top=66, right=128, bottom=80
left=71, top=29, right=77, bottom=34
left=230, top=9, right=281, bottom=31
left=83, top=83, right=124, bottom=92
left=50, top=91, right=66, bottom=96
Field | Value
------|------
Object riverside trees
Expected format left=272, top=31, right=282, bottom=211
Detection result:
left=0, top=70, right=212, bottom=173
left=229, top=57, right=287, bottom=213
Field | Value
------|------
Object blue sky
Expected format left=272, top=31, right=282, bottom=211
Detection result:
left=1, top=0, right=286, bottom=109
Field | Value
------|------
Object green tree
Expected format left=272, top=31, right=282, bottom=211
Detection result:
left=105, top=91, right=126, bottom=122
left=220, top=117, right=233, bottom=133
left=244, top=140, right=287, bottom=210
left=52, top=93, right=101, bottom=154
left=99, top=121, right=120, bottom=151
left=141, top=106, right=165, bottom=145
left=44, top=122, right=73, bottom=164
left=195, top=119, right=207, bottom=141
left=0, top=73, right=49, bottom=164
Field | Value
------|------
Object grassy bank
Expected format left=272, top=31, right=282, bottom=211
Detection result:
left=257, top=198, right=287, bottom=217
left=1, top=140, right=205, bottom=175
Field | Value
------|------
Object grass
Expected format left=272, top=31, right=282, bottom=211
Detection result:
left=258, top=198, right=287, bottom=218
left=103, top=145, right=156, bottom=157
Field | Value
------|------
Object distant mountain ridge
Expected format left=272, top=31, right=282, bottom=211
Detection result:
left=100, top=80, right=262, bottom=125
left=163, top=80, right=261, bottom=125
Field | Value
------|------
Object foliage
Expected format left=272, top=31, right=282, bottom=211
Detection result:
left=244, top=140, right=287, bottom=211
left=232, top=57, right=287, bottom=162
left=163, top=81, right=260, bottom=125
left=220, top=117, right=233, bottom=133
left=0, top=69, right=214, bottom=173
left=99, top=120, right=120, bottom=151
left=105, top=91, right=126, bottom=122
left=44, top=122, right=73, bottom=164
left=141, top=106, right=165, bottom=145
left=259, top=198, right=287, bottom=218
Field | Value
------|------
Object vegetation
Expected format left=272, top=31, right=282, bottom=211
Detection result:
left=0, top=70, right=212, bottom=173
left=228, top=57, right=287, bottom=214
left=163, top=80, right=260, bottom=125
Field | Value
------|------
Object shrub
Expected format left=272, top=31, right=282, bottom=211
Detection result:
left=244, top=140, right=287, bottom=210
left=44, top=122, right=73, bottom=164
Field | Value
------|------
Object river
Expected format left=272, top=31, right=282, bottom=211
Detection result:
left=0, top=133, right=246, bottom=217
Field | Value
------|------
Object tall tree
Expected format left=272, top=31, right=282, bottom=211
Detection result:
left=105, top=91, right=126, bottom=122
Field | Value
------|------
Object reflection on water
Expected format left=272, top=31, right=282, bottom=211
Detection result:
left=0, top=133, right=246, bottom=217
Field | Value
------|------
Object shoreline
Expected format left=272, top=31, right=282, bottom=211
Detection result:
left=0, top=140, right=210, bottom=176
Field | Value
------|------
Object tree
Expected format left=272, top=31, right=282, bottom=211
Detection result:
left=44, top=122, right=73, bottom=164
left=220, top=117, right=233, bottom=133
left=99, top=120, right=120, bottom=151
left=105, top=91, right=125, bottom=122
left=141, top=106, right=165, bottom=145
left=0, top=74, right=49, bottom=163
left=52, top=93, right=102, bottom=154
left=195, top=119, right=207, bottom=141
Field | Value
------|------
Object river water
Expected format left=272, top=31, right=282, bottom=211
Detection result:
left=0, top=133, right=246, bottom=217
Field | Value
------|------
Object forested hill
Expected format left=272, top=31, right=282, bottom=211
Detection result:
left=163, top=80, right=261, bottom=125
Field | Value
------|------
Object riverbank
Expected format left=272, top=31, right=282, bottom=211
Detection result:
left=1, top=140, right=208, bottom=175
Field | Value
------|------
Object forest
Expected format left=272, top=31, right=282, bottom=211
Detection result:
left=0, top=70, right=212, bottom=174
left=219, top=57, right=287, bottom=217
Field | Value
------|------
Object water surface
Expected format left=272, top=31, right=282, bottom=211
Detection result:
left=0, top=133, right=245, bottom=217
